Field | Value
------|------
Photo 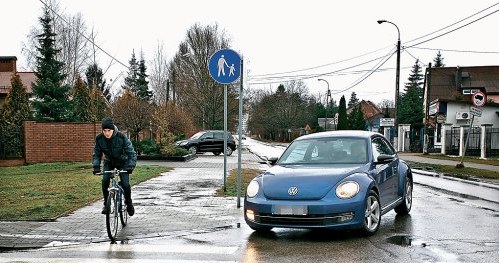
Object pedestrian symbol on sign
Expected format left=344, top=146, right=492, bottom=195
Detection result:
left=209, top=49, right=241, bottom=84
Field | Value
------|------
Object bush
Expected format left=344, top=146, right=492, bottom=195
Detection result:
left=174, top=147, right=189, bottom=156
left=140, top=138, right=161, bottom=155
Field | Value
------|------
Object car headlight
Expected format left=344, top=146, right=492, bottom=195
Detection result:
left=178, top=141, right=188, bottom=146
left=336, top=181, right=360, bottom=199
left=246, top=180, right=260, bottom=198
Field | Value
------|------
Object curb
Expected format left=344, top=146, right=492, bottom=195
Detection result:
left=411, top=168, right=499, bottom=191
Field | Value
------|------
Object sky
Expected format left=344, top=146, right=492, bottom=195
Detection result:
left=3, top=0, right=499, bottom=104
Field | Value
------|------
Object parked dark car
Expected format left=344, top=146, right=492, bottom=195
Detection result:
left=244, top=130, right=413, bottom=235
left=175, top=130, right=236, bottom=156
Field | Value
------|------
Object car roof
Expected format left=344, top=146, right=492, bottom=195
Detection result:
left=294, top=130, right=381, bottom=141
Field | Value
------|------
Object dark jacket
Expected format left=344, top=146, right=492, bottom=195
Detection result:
left=93, top=130, right=137, bottom=170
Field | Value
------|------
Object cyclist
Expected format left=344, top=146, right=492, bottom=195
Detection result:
left=93, top=117, right=137, bottom=216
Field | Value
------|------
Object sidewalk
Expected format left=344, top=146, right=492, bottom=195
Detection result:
left=0, top=149, right=267, bottom=250
left=398, top=152, right=499, bottom=173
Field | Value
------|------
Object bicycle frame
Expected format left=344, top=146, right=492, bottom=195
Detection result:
left=101, top=169, right=128, bottom=241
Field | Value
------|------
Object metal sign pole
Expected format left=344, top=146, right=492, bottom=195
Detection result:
left=457, top=114, right=474, bottom=168
left=224, top=84, right=228, bottom=191
left=237, top=58, right=243, bottom=208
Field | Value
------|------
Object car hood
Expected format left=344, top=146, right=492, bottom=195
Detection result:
left=261, top=165, right=362, bottom=200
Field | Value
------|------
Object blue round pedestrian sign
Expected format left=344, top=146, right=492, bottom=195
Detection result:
left=208, top=49, right=241, bottom=84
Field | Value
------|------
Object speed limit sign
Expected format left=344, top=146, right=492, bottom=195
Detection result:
left=471, top=91, right=486, bottom=107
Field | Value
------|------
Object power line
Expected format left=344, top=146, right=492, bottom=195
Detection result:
left=408, top=46, right=499, bottom=54
left=406, top=8, right=499, bottom=48
left=250, top=45, right=393, bottom=77
left=249, top=48, right=396, bottom=84
left=39, top=0, right=129, bottom=70
left=251, top=2, right=499, bottom=81
left=404, top=2, right=499, bottom=45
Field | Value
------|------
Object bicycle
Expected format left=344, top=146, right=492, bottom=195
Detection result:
left=97, top=169, right=129, bottom=241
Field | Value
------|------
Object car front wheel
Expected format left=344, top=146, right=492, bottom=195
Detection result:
left=225, top=147, right=233, bottom=156
left=395, top=176, right=413, bottom=215
left=362, top=190, right=381, bottom=235
left=188, top=146, right=197, bottom=155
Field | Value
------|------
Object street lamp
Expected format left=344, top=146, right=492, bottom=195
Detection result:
left=377, top=19, right=401, bottom=141
left=318, top=78, right=331, bottom=131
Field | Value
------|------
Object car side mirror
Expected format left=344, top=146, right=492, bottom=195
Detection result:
left=267, top=156, right=278, bottom=165
left=376, top=154, right=395, bottom=164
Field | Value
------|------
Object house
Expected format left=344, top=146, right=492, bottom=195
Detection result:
left=347, top=100, right=384, bottom=132
left=0, top=56, right=36, bottom=107
left=423, top=65, right=499, bottom=156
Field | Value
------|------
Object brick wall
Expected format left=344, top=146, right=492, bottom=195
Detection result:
left=24, top=121, right=100, bottom=163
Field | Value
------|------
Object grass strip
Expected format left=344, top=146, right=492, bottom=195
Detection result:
left=216, top=168, right=262, bottom=197
left=407, top=161, right=499, bottom=180
left=0, top=163, right=170, bottom=221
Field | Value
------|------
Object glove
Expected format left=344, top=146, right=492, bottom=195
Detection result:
left=93, top=167, right=101, bottom=175
left=126, top=168, right=134, bottom=174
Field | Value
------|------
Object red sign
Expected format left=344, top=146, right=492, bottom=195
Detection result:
left=471, top=91, right=486, bottom=107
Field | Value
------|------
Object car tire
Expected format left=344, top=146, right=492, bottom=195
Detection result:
left=361, top=190, right=381, bottom=235
left=225, top=147, right=233, bottom=156
left=394, top=176, right=413, bottom=215
left=213, top=152, right=221, bottom=156
left=188, top=146, right=197, bottom=155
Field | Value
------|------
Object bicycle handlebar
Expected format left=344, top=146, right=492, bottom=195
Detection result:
left=95, top=169, right=128, bottom=176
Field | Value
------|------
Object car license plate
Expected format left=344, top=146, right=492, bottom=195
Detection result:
left=273, top=205, right=308, bottom=215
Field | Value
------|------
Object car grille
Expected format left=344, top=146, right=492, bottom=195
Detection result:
left=256, top=212, right=354, bottom=226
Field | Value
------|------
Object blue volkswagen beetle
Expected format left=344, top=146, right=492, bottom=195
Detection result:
left=244, top=131, right=413, bottom=235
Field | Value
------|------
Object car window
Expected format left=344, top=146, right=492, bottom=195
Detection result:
left=200, top=132, right=213, bottom=139
left=190, top=131, right=204, bottom=139
left=278, top=137, right=368, bottom=164
left=371, top=137, right=395, bottom=160
left=214, top=132, right=224, bottom=139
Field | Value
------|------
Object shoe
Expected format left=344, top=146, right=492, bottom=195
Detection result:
left=127, top=204, right=135, bottom=216
left=101, top=206, right=108, bottom=214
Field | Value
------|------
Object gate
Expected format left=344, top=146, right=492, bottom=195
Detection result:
left=448, top=127, right=481, bottom=156
left=486, top=127, right=499, bottom=157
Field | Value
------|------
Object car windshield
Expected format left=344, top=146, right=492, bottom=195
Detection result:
left=278, top=137, right=368, bottom=165
left=190, top=131, right=205, bottom=140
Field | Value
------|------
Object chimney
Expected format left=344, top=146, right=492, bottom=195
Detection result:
left=0, top=56, right=17, bottom=72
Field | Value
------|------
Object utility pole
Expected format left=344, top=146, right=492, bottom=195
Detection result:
left=423, top=63, right=432, bottom=155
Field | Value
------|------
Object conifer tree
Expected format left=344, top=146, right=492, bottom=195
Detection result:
left=85, top=63, right=111, bottom=101
left=136, top=53, right=153, bottom=101
left=123, top=50, right=139, bottom=91
left=71, top=76, right=93, bottom=122
left=336, top=95, right=348, bottom=130
left=399, top=59, right=424, bottom=128
left=404, top=59, right=424, bottom=100
left=0, top=74, right=30, bottom=157
left=31, top=7, right=71, bottom=121
left=433, top=51, right=445, bottom=67
left=348, top=92, right=359, bottom=108
left=348, top=104, right=366, bottom=130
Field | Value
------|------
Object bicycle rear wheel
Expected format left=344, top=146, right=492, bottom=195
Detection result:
left=119, top=192, right=128, bottom=226
left=106, top=192, right=118, bottom=241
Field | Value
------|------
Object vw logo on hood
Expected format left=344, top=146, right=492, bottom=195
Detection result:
left=288, top=186, right=298, bottom=196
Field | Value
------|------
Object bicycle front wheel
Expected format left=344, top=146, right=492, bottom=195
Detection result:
left=119, top=192, right=128, bottom=227
left=106, top=192, right=119, bottom=241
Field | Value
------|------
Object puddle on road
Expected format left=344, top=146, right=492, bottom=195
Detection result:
left=386, top=235, right=427, bottom=247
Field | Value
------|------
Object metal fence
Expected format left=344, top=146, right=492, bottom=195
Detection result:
left=447, top=127, right=499, bottom=157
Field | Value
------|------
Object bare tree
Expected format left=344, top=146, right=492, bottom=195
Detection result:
left=170, top=23, right=236, bottom=130
left=112, top=89, right=153, bottom=142
left=21, top=0, right=93, bottom=85
left=149, top=41, right=170, bottom=104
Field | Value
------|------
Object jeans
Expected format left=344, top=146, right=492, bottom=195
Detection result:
left=102, top=165, right=132, bottom=206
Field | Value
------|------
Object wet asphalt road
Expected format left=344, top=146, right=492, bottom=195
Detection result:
left=1, top=182, right=497, bottom=263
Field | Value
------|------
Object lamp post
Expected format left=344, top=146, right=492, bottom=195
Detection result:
left=377, top=19, right=401, bottom=143
left=318, top=78, right=331, bottom=131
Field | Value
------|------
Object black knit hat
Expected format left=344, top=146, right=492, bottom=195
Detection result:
left=102, top=117, right=114, bottom=130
